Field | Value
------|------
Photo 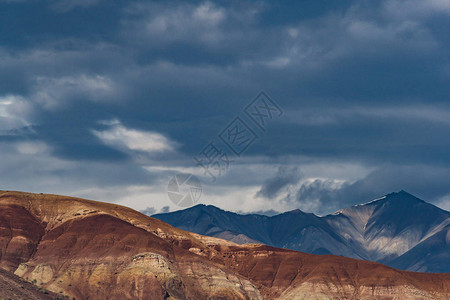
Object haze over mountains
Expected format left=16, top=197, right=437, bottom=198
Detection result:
left=153, top=191, right=450, bottom=273
left=1, top=190, right=450, bottom=299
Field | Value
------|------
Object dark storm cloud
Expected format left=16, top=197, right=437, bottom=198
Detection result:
left=288, top=165, right=450, bottom=215
left=1, top=0, right=450, bottom=213
left=256, top=166, right=301, bottom=199
left=260, top=105, right=450, bottom=164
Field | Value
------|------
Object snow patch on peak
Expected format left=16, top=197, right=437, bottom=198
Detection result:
left=357, top=196, right=387, bottom=207
left=331, top=196, right=387, bottom=216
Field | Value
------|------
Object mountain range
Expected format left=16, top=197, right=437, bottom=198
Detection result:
left=1, top=190, right=449, bottom=299
left=153, top=191, right=450, bottom=273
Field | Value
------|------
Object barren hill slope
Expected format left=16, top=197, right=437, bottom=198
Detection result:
left=0, top=190, right=449, bottom=299
left=0, top=267, right=61, bottom=300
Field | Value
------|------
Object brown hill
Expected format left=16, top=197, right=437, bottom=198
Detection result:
left=0, top=190, right=449, bottom=299
left=0, top=267, right=61, bottom=299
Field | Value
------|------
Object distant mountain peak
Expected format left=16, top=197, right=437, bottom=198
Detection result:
left=283, top=208, right=304, bottom=214
left=346, top=190, right=424, bottom=210
left=181, top=203, right=220, bottom=212
left=354, top=195, right=387, bottom=207
left=3, top=191, right=450, bottom=299
left=382, top=190, right=428, bottom=206
left=154, top=191, right=450, bottom=273
left=385, top=190, right=425, bottom=202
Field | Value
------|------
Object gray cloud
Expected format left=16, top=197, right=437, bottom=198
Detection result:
left=241, top=209, right=280, bottom=217
left=140, top=207, right=156, bottom=216
left=160, top=206, right=170, bottom=214
left=256, top=166, right=301, bottom=199
left=288, top=165, right=450, bottom=215
left=0, top=0, right=449, bottom=214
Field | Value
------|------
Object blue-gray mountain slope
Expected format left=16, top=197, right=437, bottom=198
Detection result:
left=152, top=191, right=450, bottom=273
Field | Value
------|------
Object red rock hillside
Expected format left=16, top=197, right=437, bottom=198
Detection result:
left=0, top=190, right=449, bottom=299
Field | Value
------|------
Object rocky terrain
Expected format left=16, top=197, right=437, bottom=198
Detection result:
left=0, top=267, right=60, bottom=299
left=1, top=190, right=449, bottom=299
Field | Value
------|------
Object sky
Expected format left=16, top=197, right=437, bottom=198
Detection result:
left=1, top=0, right=450, bottom=216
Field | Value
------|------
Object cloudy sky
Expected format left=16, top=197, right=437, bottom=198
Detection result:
left=1, top=0, right=450, bottom=216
